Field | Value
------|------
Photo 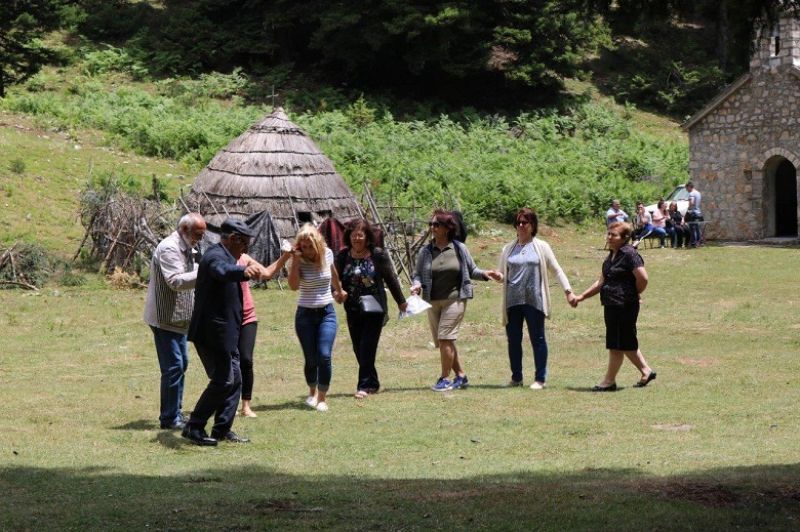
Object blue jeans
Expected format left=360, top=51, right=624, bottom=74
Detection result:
left=651, top=226, right=668, bottom=245
left=506, top=305, right=548, bottom=383
left=150, top=326, right=188, bottom=425
left=295, top=304, right=337, bottom=392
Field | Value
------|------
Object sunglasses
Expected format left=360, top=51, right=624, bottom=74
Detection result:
left=514, top=220, right=531, bottom=227
left=428, top=221, right=442, bottom=228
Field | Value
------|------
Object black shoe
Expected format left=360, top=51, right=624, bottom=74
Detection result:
left=160, top=419, right=186, bottom=430
left=591, top=383, right=618, bottom=392
left=181, top=425, right=218, bottom=446
left=212, top=430, right=250, bottom=443
left=634, top=371, right=657, bottom=388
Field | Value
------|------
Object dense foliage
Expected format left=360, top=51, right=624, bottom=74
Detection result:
left=591, top=0, right=800, bottom=116
left=3, top=69, right=686, bottom=224
left=0, top=0, right=76, bottom=97
left=76, top=0, right=609, bottom=102
left=5, top=1, right=800, bottom=115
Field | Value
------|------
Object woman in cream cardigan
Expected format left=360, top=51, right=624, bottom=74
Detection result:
left=496, top=208, right=577, bottom=389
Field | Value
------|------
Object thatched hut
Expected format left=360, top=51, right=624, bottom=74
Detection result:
left=184, top=107, right=362, bottom=238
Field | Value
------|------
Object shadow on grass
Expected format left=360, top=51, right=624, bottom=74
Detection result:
left=112, top=419, right=160, bottom=431
left=564, top=386, right=630, bottom=393
left=254, top=401, right=314, bottom=413
left=1, top=463, right=799, bottom=530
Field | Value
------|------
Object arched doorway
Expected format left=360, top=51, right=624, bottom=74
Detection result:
left=774, top=159, right=797, bottom=236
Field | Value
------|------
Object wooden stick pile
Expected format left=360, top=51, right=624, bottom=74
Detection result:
left=75, top=192, right=176, bottom=275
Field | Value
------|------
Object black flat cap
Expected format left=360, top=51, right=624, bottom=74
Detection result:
left=220, top=218, right=255, bottom=237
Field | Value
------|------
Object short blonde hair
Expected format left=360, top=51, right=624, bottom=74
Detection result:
left=295, top=223, right=327, bottom=270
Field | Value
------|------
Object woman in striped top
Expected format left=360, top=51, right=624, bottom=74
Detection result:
left=287, top=223, right=345, bottom=412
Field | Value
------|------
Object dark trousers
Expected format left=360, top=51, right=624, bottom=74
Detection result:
left=506, top=305, right=548, bottom=383
left=346, top=310, right=385, bottom=392
left=239, top=322, right=258, bottom=401
left=671, top=226, right=691, bottom=248
left=188, top=342, right=242, bottom=437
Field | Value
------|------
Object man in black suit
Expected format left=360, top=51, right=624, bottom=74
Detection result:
left=182, top=219, right=261, bottom=446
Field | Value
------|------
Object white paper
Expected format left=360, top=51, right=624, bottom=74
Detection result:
left=398, top=295, right=432, bottom=319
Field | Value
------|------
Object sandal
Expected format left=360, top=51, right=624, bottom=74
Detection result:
left=634, top=371, right=657, bottom=388
left=354, top=390, right=369, bottom=399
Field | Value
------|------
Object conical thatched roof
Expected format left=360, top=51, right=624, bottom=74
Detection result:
left=184, top=108, right=362, bottom=238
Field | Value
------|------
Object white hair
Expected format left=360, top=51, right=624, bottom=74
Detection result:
left=178, top=212, right=203, bottom=230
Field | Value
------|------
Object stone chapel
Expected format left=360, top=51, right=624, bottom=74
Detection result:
left=683, top=15, right=800, bottom=240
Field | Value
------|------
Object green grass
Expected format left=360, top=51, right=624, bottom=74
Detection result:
left=2, top=227, right=799, bottom=530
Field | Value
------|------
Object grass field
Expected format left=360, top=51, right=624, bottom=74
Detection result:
left=2, top=226, right=799, bottom=530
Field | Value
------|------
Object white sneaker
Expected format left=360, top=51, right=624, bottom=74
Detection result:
left=530, top=381, right=546, bottom=390
left=315, top=401, right=329, bottom=412
left=305, top=396, right=318, bottom=408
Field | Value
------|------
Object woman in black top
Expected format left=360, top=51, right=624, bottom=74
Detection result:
left=668, top=201, right=691, bottom=248
left=336, top=219, right=407, bottom=398
left=574, top=221, right=657, bottom=391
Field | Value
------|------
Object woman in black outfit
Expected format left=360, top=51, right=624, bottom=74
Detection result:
left=336, top=219, right=407, bottom=398
left=668, top=201, right=691, bottom=248
left=574, top=221, right=656, bottom=391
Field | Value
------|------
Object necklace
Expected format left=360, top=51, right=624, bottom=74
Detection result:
left=516, top=240, right=531, bottom=254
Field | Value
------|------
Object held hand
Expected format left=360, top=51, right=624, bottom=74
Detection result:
left=566, top=292, right=578, bottom=307
left=486, top=270, right=504, bottom=282
left=244, top=264, right=261, bottom=279
left=398, top=302, right=408, bottom=313
left=258, top=265, right=273, bottom=281
left=410, top=284, right=421, bottom=296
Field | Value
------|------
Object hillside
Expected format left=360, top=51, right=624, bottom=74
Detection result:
left=0, top=72, right=689, bottom=262
left=0, top=110, right=192, bottom=257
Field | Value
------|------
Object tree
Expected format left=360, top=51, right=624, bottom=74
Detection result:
left=0, top=0, right=70, bottom=97
left=604, top=0, right=800, bottom=73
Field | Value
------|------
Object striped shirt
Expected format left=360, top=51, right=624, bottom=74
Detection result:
left=298, top=247, right=334, bottom=308
left=143, top=231, right=198, bottom=333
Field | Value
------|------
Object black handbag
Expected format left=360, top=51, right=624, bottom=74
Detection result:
left=359, top=294, right=383, bottom=313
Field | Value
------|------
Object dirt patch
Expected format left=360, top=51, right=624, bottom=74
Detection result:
left=661, top=482, right=740, bottom=507
left=410, top=485, right=525, bottom=502
left=677, top=357, right=717, bottom=368
left=640, top=480, right=800, bottom=510
left=651, top=423, right=693, bottom=432
left=251, top=498, right=323, bottom=513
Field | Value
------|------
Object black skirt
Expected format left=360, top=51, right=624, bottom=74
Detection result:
left=603, top=302, right=639, bottom=351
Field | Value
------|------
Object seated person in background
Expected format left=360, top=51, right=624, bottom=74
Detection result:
left=606, top=199, right=629, bottom=226
left=649, top=200, right=669, bottom=248
left=668, top=201, right=690, bottom=248
left=631, top=202, right=653, bottom=247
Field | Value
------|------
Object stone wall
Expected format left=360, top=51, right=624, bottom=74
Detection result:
left=687, top=66, right=800, bottom=240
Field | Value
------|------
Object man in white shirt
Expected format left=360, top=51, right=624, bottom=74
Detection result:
left=144, top=213, right=206, bottom=430
left=606, top=199, right=629, bottom=226
left=685, top=181, right=703, bottom=246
